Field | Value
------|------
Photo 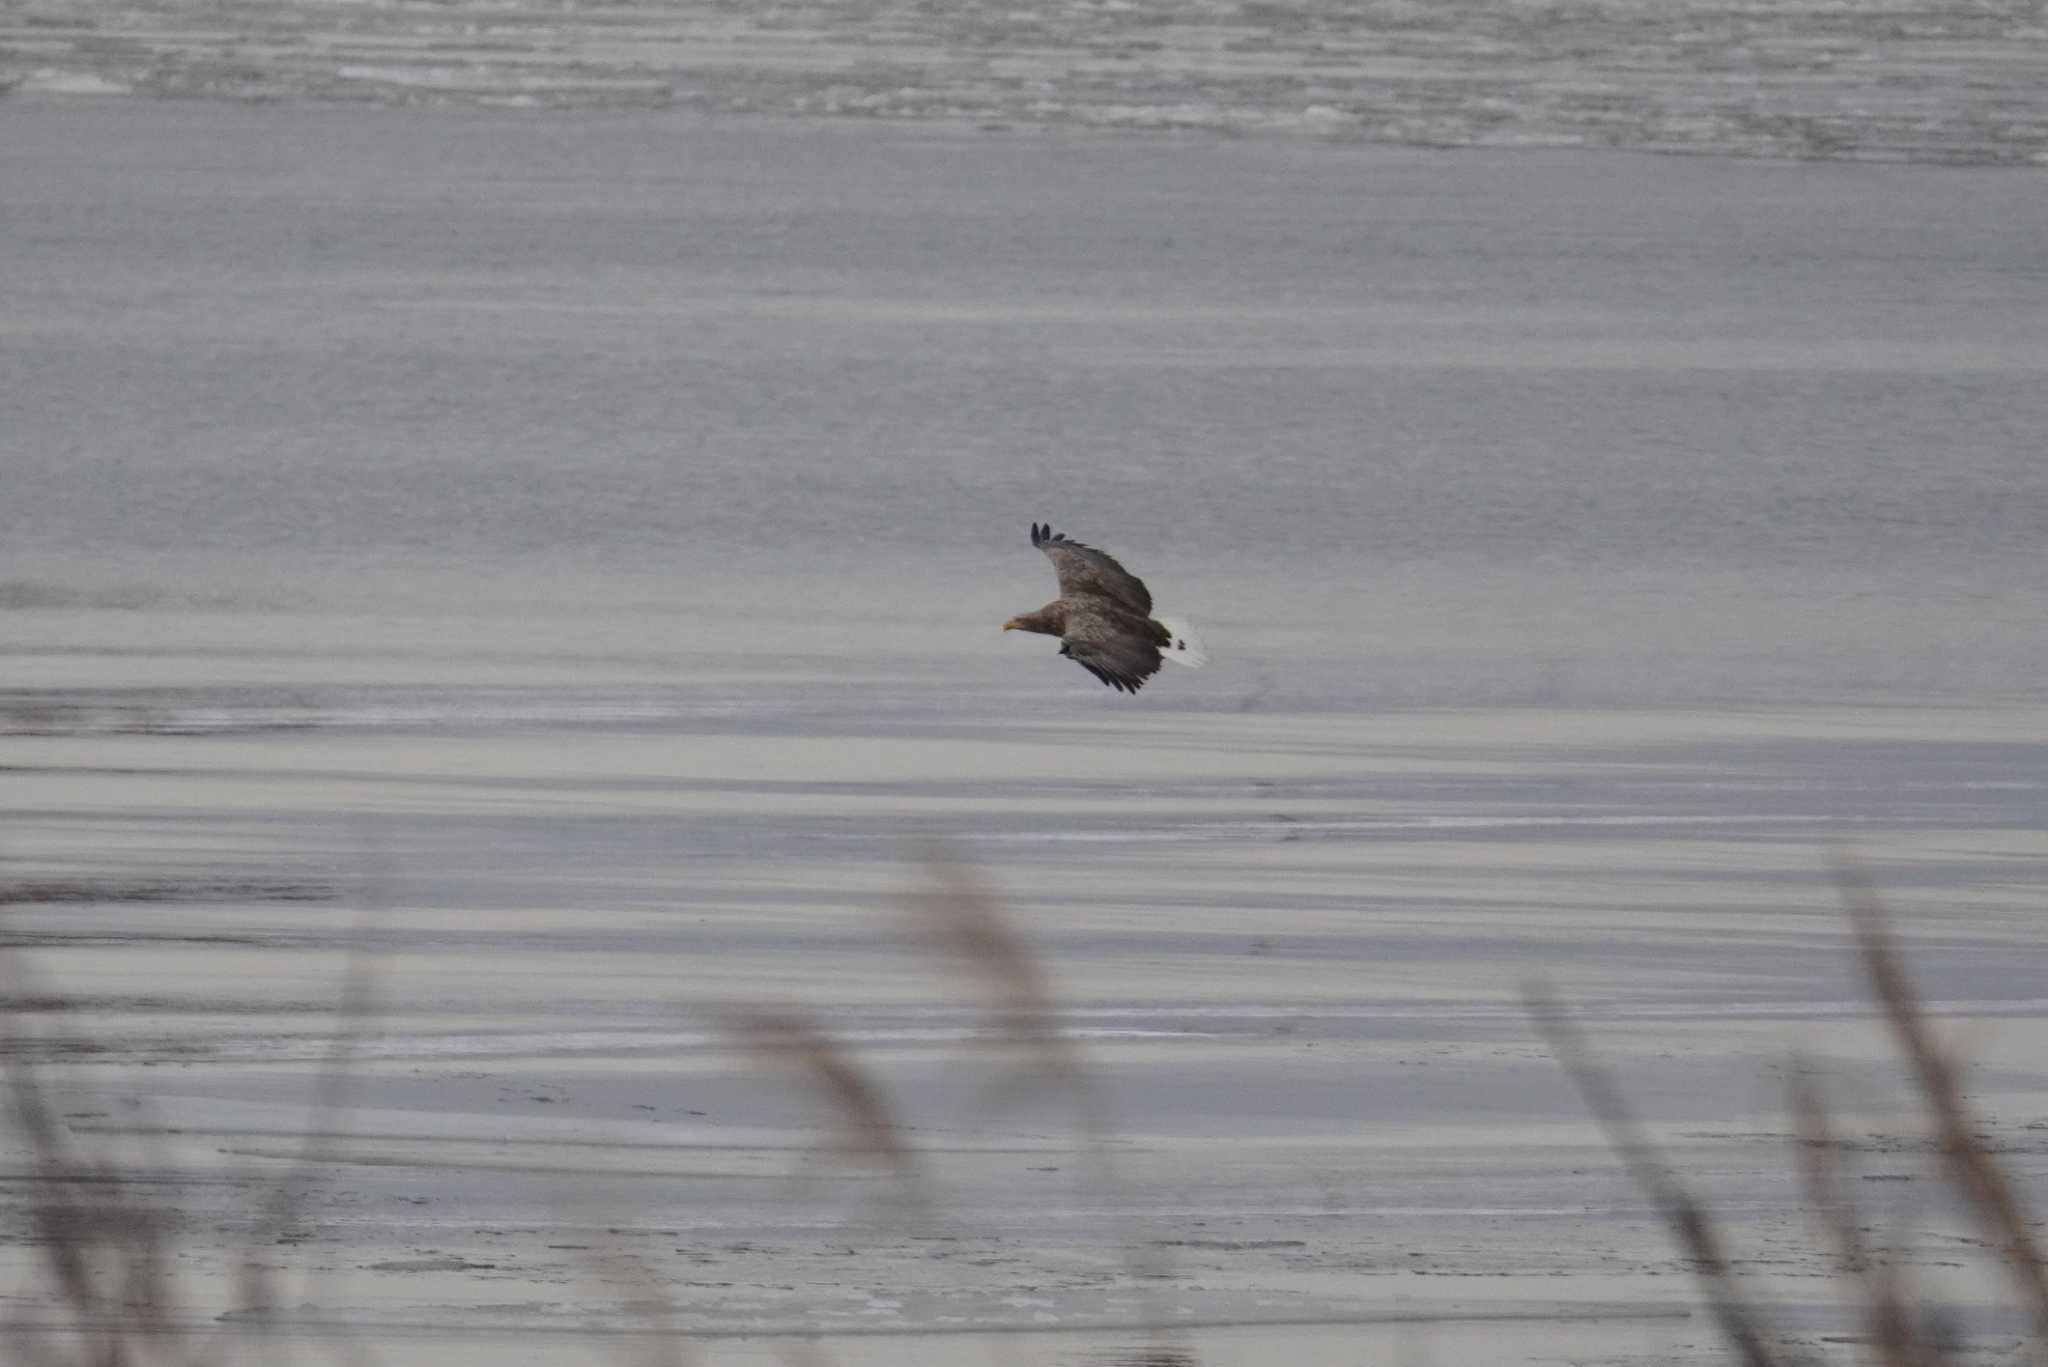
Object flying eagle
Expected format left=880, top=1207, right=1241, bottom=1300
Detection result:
left=1003, top=523, right=1208, bottom=693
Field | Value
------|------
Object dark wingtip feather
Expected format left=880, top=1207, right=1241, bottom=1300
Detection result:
left=1085, top=665, right=1141, bottom=694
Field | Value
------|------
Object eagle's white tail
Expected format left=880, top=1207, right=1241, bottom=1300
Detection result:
left=1156, top=616, right=1209, bottom=668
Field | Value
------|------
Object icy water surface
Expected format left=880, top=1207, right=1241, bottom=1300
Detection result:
left=2, top=103, right=2047, bottom=1364
left=7, top=101, right=2047, bottom=719
left=11, top=0, right=2048, bottom=162
left=7, top=707, right=2048, bottom=1365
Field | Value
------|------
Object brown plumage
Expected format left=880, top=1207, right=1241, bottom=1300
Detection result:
left=1003, top=523, right=1195, bottom=694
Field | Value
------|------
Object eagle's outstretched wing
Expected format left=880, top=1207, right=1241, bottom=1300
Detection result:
left=1060, top=607, right=1165, bottom=694
left=1031, top=523, right=1153, bottom=616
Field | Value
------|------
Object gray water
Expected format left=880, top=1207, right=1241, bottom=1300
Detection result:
left=6, top=100, right=2047, bottom=729
left=5, top=101, right=2048, bottom=1364
left=12, top=0, right=2048, bottom=164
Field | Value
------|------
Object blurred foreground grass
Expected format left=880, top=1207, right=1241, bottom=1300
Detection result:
left=2, top=855, right=2042, bottom=1366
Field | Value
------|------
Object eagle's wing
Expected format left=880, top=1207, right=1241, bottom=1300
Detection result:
left=1031, top=523, right=1153, bottom=616
left=1060, top=608, right=1165, bottom=694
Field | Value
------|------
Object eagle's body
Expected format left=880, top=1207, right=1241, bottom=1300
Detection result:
left=1003, top=523, right=1206, bottom=693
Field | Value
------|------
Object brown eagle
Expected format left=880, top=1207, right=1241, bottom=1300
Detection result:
left=1003, top=523, right=1208, bottom=693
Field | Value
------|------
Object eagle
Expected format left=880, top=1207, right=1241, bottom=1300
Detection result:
left=1003, top=523, right=1208, bottom=693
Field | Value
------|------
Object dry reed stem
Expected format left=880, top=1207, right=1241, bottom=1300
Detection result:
left=896, top=844, right=1116, bottom=1165
left=0, top=901, right=389, bottom=1367
left=897, top=848, right=1186, bottom=1362
left=898, top=848, right=1078, bottom=1077
left=1, top=944, right=203, bottom=1366
left=1788, top=1061, right=1937, bottom=1367
left=722, top=1008, right=923, bottom=1198
left=1527, top=982, right=1803, bottom=1367
left=1838, top=863, right=2048, bottom=1344
left=579, top=1251, right=701, bottom=1367
left=265, top=912, right=380, bottom=1237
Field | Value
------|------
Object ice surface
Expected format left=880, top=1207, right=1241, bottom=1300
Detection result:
left=7, top=0, right=2048, bottom=162
left=3, top=102, right=2046, bottom=1365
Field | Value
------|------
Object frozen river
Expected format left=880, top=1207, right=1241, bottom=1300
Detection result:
left=11, top=0, right=2048, bottom=162
left=3, top=101, right=2047, bottom=1364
